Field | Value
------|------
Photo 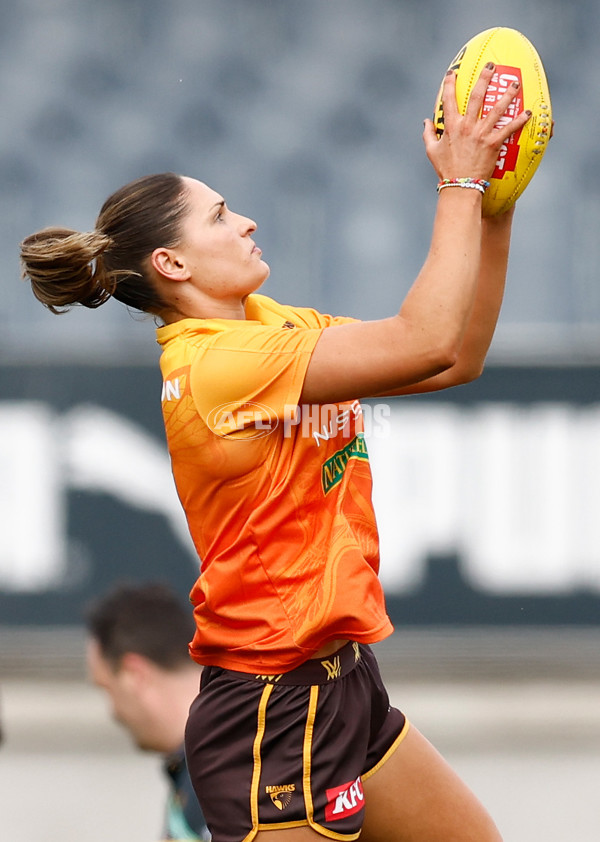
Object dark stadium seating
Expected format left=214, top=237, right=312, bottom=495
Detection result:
left=1, top=0, right=595, bottom=363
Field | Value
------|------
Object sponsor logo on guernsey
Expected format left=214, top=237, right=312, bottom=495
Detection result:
left=312, top=400, right=362, bottom=446
left=161, top=367, right=190, bottom=402
left=161, top=378, right=181, bottom=402
left=265, top=784, right=295, bottom=810
left=321, top=433, right=369, bottom=495
left=325, top=776, right=364, bottom=822
left=282, top=320, right=296, bottom=329
left=321, top=655, right=342, bottom=680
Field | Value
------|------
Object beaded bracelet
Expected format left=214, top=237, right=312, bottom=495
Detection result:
left=437, top=178, right=491, bottom=196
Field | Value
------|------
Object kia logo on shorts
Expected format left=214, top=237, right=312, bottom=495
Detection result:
left=207, top=401, right=279, bottom=439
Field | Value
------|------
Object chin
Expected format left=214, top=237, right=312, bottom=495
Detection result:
left=134, top=736, right=159, bottom=753
left=249, top=270, right=269, bottom=295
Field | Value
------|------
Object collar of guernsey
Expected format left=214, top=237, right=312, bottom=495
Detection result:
left=155, top=293, right=393, bottom=673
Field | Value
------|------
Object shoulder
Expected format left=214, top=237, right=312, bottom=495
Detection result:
left=246, top=294, right=360, bottom=329
left=246, top=294, right=328, bottom=328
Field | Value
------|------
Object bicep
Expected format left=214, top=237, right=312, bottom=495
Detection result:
left=300, top=317, right=455, bottom=404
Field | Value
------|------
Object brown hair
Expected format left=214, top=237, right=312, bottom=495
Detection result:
left=20, top=172, right=189, bottom=316
left=85, top=581, right=195, bottom=671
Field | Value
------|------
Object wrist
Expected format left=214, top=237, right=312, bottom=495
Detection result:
left=483, top=205, right=516, bottom=224
left=436, top=186, right=483, bottom=210
left=437, top=177, right=490, bottom=196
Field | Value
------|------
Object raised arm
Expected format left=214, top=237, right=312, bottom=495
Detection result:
left=377, top=206, right=515, bottom=396
left=300, top=66, right=530, bottom=405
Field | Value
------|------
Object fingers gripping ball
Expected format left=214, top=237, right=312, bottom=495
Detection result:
left=434, top=27, right=552, bottom=215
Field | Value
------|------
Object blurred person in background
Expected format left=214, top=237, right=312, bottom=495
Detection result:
left=86, top=581, right=210, bottom=841
left=22, top=67, right=531, bottom=841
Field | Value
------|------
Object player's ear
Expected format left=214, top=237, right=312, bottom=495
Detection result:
left=151, top=247, right=191, bottom=282
left=120, top=651, right=154, bottom=686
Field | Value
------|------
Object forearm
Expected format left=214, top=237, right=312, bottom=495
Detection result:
left=376, top=207, right=514, bottom=397
left=454, top=207, right=514, bottom=376
left=397, top=187, right=483, bottom=365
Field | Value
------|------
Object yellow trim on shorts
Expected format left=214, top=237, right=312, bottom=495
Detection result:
left=310, top=823, right=363, bottom=839
left=362, top=718, right=411, bottom=782
left=304, top=685, right=362, bottom=841
left=302, top=684, right=319, bottom=823
left=242, top=683, right=274, bottom=842
left=257, top=820, right=309, bottom=831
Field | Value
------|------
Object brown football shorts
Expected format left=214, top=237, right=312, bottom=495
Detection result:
left=185, top=642, right=409, bottom=841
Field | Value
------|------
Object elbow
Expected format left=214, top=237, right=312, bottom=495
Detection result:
left=447, top=358, right=485, bottom=386
left=431, top=338, right=486, bottom=385
left=433, top=341, right=461, bottom=374
left=459, top=361, right=485, bottom=384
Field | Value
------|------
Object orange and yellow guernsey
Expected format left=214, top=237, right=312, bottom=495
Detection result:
left=156, top=294, right=393, bottom=673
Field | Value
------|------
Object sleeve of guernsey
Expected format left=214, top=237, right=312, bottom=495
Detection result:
left=190, top=324, right=324, bottom=436
left=247, top=294, right=359, bottom=329
left=282, top=305, right=359, bottom=329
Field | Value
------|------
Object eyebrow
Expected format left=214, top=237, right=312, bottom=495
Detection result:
left=209, top=200, right=225, bottom=214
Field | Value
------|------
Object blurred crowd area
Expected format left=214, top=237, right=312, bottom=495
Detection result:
left=1, top=0, right=599, bottom=364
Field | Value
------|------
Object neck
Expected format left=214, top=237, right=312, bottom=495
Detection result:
left=155, top=280, right=250, bottom=323
left=160, top=301, right=246, bottom=325
left=154, top=667, right=202, bottom=754
left=161, top=297, right=247, bottom=323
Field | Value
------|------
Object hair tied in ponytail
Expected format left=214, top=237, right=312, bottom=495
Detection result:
left=20, top=227, right=115, bottom=314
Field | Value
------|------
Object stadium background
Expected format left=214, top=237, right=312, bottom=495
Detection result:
left=1, top=1, right=599, bottom=841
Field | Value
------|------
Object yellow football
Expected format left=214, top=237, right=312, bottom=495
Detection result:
left=433, top=27, right=552, bottom=215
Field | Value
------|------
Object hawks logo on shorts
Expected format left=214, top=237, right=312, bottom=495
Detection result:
left=265, top=784, right=295, bottom=810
